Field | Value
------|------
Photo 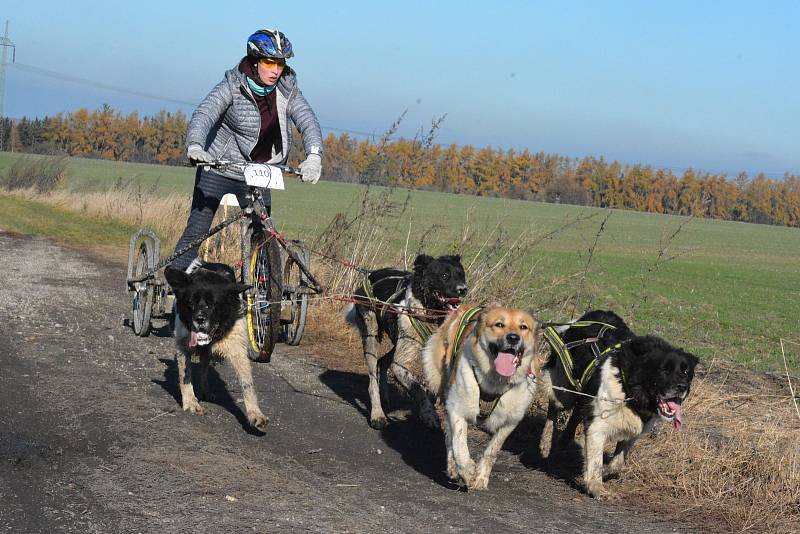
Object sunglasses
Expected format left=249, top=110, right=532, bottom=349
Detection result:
left=258, top=58, right=286, bottom=68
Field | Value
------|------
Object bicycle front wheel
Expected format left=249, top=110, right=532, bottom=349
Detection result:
left=245, top=238, right=282, bottom=362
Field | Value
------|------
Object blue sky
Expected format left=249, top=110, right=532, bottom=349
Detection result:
left=3, top=1, right=798, bottom=176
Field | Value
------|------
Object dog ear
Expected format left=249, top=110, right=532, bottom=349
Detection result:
left=476, top=303, right=501, bottom=326
left=413, top=254, right=434, bottom=274
left=682, top=350, right=700, bottom=369
left=164, top=266, right=191, bottom=293
left=440, top=254, right=462, bottom=265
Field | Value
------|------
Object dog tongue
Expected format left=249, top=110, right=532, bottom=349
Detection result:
left=668, top=401, right=684, bottom=430
left=495, top=352, right=518, bottom=377
left=189, top=331, right=210, bottom=348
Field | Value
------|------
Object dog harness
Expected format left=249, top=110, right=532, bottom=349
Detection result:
left=361, top=273, right=438, bottom=343
left=445, top=306, right=484, bottom=387
left=542, top=321, right=623, bottom=392
left=360, top=274, right=407, bottom=319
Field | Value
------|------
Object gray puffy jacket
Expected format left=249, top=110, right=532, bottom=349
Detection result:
left=186, top=61, right=323, bottom=181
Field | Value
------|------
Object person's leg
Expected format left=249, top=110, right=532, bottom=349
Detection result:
left=170, top=168, right=229, bottom=271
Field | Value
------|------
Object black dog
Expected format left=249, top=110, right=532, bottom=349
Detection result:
left=165, top=262, right=269, bottom=432
left=538, top=310, right=698, bottom=498
left=345, top=254, right=468, bottom=429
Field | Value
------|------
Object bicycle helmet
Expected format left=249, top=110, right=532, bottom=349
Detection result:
left=246, top=29, right=294, bottom=60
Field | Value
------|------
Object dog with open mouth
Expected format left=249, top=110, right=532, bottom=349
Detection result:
left=537, top=309, right=698, bottom=498
left=422, top=304, right=541, bottom=490
left=165, top=262, right=269, bottom=432
left=344, top=254, right=467, bottom=429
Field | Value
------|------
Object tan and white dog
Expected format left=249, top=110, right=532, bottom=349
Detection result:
left=422, top=304, right=541, bottom=490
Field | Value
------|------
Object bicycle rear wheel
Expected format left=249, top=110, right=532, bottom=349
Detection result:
left=131, top=240, right=155, bottom=336
left=245, top=237, right=282, bottom=362
left=282, top=242, right=309, bottom=346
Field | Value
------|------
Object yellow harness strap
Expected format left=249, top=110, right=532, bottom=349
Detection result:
left=542, top=321, right=621, bottom=392
left=446, top=306, right=483, bottom=387
left=408, top=315, right=435, bottom=343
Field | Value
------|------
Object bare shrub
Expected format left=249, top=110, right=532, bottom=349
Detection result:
left=3, top=155, right=68, bottom=193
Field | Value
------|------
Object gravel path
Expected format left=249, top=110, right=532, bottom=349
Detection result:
left=0, top=231, right=691, bottom=533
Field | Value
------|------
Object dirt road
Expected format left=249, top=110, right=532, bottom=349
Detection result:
left=0, top=232, right=690, bottom=533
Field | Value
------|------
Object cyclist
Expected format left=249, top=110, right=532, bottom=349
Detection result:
left=171, top=28, right=323, bottom=271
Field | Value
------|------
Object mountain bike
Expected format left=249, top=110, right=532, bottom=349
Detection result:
left=125, top=160, right=322, bottom=362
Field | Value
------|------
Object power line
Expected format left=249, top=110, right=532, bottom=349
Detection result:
left=5, top=61, right=797, bottom=178
left=8, top=61, right=378, bottom=140
left=10, top=62, right=198, bottom=107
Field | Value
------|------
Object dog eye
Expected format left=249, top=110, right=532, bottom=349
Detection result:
left=441, top=273, right=450, bottom=280
left=519, top=324, right=528, bottom=330
left=494, top=322, right=504, bottom=328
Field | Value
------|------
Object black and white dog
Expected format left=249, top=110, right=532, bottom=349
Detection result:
left=345, top=254, right=468, bottom=429
left=538, top=310, right=698, bottom=498
left=165, top=262, right=269, bottom=432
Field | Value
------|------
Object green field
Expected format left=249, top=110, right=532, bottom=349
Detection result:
left=2, top=152, right=798, bottom=373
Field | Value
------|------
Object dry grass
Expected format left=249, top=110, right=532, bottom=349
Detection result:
left=4, top=183, right=189, bottom=247
left=5, top=182, right=800, bottom=533
left=613, top=357, right=800, bottom=533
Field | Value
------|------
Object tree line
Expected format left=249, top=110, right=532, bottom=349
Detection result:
left=2, top=106, right=799, bottom=227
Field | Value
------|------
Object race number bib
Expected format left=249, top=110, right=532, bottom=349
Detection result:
left=243, top=164, right=285, bottom=190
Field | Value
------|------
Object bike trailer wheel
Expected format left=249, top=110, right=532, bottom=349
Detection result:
left=131, top=236, right=156, bottom=336
left=245, top=238, right=282, bottom=362
left=282, top=241, right=310, bottom=346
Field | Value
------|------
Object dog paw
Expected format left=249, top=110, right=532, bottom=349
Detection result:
left=182, top=399, right=205, bottom=415
left=369, top=416, right=389, bottom=430
left=422, top=414, right=441, bottom=431
left=418, top=406, right=441, bottom=431
left=458, top=461, right=477, bottom=487
left=602, top=465, right=622, bottom=480
left=199, top=390, right=216, bottom=402
left=603, top=456, right=626, bottom=479
left=467, top=476, right=489, bottom=491
left=248, top=411, right=270, bottom=432
left=585, top=480, right=610, bottom=500
left=447, top=457, right=458, bottom=480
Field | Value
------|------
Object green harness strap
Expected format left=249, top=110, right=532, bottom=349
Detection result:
left=446, top=306, right=484, bottom=387
left=408, top=315, right=435, bottom=342
left=542, top=321, right=622, bottom=392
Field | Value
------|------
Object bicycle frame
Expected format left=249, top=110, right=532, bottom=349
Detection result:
left=126, top=160, right=320, bottom=292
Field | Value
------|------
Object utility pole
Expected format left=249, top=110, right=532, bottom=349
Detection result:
left=0, top=20, right=16, bottom=151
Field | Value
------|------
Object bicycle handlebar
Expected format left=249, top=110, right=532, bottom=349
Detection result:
left=194, top=159, right=303, bottom=177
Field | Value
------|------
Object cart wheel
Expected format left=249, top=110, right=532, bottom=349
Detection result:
left=132, top=239, right=155, bottom=336
left=245, top=238, right=282, bottom=362
left=282, top=242, right=309, bottom=346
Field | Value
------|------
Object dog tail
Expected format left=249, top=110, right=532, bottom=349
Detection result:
left=343, top=303, right=358, bottom=328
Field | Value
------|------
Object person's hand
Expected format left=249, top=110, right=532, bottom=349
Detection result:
left=299, top=154, right=322, bottom=184
left=187, top=144, right=213, bottom=165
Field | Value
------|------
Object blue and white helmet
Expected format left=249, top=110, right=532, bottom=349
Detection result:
left=246, top=29, right=294, bottom=60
